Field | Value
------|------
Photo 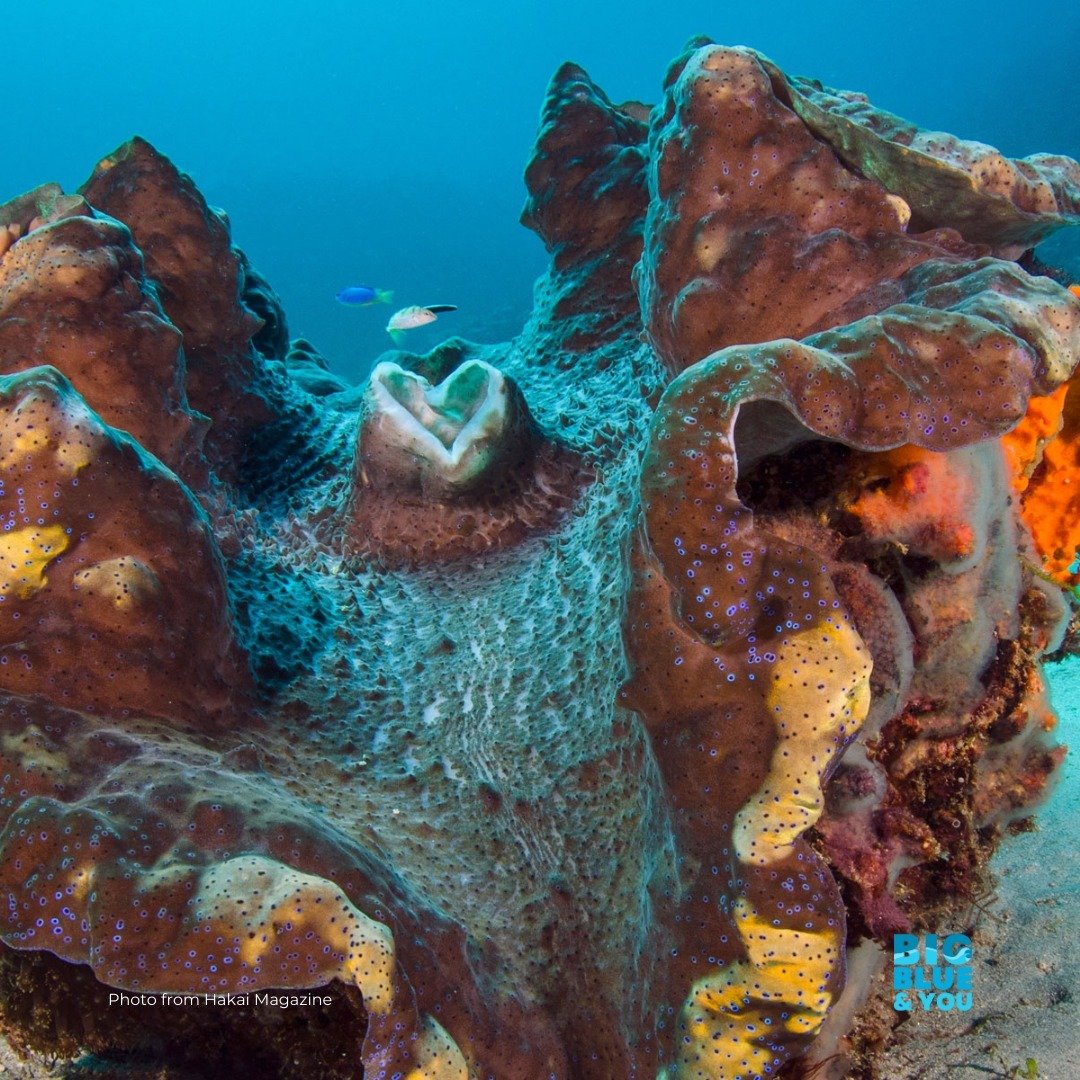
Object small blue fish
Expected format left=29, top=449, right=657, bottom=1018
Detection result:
left=336, top=285, right=394, bottom=306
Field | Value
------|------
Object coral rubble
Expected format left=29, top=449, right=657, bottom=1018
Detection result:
left=0, top=40, right=1077, bottom=1080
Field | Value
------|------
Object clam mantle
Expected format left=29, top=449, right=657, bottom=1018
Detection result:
left=0, top=40, right=1076, bottom=1080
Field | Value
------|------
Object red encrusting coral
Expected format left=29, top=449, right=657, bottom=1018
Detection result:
left=0, top=190, right=204, bottom=479
left=77, top=138, right=287, bottom=477
left=521, top=62, right=649, bottom=349
left=0, top=366, right=247, bottom=723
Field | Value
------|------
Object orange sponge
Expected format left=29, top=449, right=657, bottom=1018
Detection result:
left=1001, top=360, right=1080, bottom=585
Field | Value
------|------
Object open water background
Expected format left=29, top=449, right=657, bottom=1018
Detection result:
left=4, top=1, right=1078, bottom=381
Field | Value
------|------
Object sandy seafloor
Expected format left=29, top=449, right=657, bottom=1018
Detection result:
left=873, top=653, right=1080, bottom=1080
left=0, top=660, right=1076, bottom=1079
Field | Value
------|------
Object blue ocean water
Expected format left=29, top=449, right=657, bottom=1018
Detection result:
left=4, top=1, right=1078, bottom=383
left=1047, top=654, right=1080, bottom=767
left=1046, top=653, right=1079, bottom=830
